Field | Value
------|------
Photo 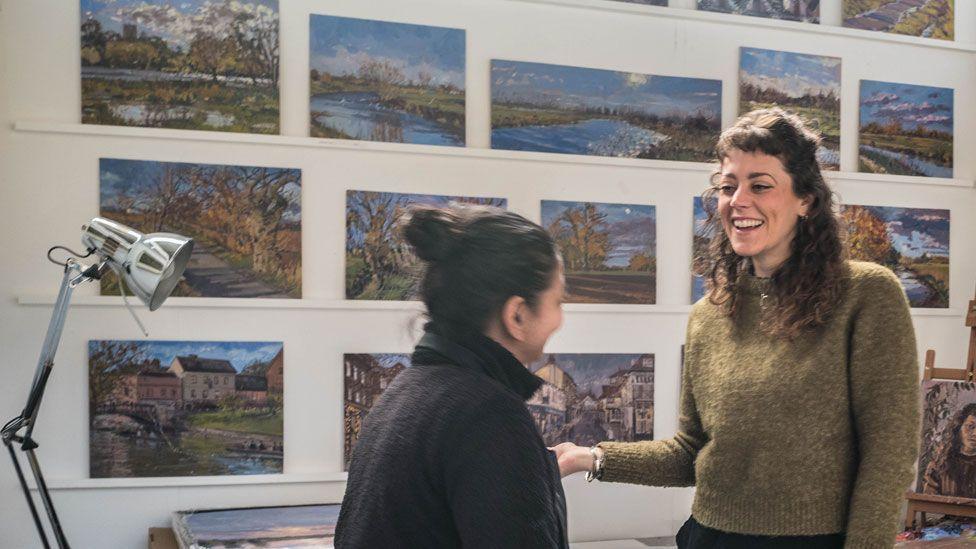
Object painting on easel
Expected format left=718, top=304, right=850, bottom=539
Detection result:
left=917, top=380, right=976, bottom=499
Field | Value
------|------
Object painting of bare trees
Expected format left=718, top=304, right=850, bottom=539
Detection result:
left=310, top=15, right=465, bottom=146
left=100, top=158, right=301, bottom=298
left=81, top=0, right=279, bottom=133
left=542, top=201, right=656, bottom=304
left=345, top=191, right=506, bottom=300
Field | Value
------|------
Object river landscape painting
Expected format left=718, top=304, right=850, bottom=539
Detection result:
left=491, top=60, right=721, bottom=161
left=309, top=15, right=465, bottom=146
left=843, top=0, right=953, bottom=40
left=81, top=0, right=280, bottom=133
left=99, top=158, right=302, bottom=299
left=840, top=204, right=950, bottom=308
left=173, top=504, right=340, bottom=548
left=858, top=80, right=953, bottom=178
left=346, top=191, right=506, bottom=300
left=739, top=47, right=841, bottom=170
left=542, top=201, right=656, bottom=304
left=89, top=340, right=284, bottom=478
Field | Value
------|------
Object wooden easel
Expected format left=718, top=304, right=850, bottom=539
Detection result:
left=903, top=287, right=976, bottom=530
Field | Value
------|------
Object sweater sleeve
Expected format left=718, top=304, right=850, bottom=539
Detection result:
left=442, top=394, right=565, bottom=549
left=843, top=268, right=921, bottom=549
left=597, top=318, right=707, bottom=487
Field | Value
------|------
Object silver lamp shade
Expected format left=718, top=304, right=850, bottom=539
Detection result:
left=80, top=217, right=194, bottom=310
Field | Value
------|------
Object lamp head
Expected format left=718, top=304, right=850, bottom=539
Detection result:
left=80, top=217, right=194, bottom=310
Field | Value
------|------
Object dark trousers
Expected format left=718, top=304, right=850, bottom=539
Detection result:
left=676, top=516, right=845, bottom=549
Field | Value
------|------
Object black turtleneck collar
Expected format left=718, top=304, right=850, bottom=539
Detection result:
left=411, top=323, right=543, bottom=401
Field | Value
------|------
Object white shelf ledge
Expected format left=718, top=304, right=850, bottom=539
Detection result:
left=13, top=121, right=974, bottom=189
left=507, top=0, right=976, bottom=53
left=32, top=472, right=348, bottom=491
left=16, top=295, right=961, bottom=316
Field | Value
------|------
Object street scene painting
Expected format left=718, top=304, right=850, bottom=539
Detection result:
left=89, top=340, right=284, bottom=478
left=691, top=196, right=718, bottom=303
left=542, top=201, right=656, bottom=304
left=346, top=190, right=506, bottom=300
left=859, top=80, right=953, bottom=178
left=843, top=0, right=953, bottom=40
left=343, top=353, right=411, bottom=469
left=528, top=354, right=655, bottom=447
left=173, top=504, right=340, bottom=548
left=100, top=158, right=302, bottom=298
left=491, top=60, right=721, bottom=161
left=739, top=47, right=841, bottom=170
left=917, top=381, right=976, bottom=499
left=698, top=0, right=820, bottom=23
left=310, top=15, right=465, bottom=146
left=840, top=204, right=949, bottom=308
left=81, top=0, right=280, bottom=133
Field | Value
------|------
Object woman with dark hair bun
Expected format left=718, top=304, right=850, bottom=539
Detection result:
left=553, top=108, right=921, bottom=548
left=335, top=204, right=569, bottom=548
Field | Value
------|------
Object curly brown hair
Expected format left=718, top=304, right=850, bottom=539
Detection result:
left=927, top=402, right=976, bottom=494
left=698, top=108, right=847, bottom=337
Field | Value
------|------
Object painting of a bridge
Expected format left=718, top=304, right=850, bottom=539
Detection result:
left=89, top=340, right=284, bottom=478
left=100, top=158, right=302, bottom=298
left=527, top=353, right=655, bottom=447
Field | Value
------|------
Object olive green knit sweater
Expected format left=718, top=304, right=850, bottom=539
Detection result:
left=599, top=261, right=921, bottom=549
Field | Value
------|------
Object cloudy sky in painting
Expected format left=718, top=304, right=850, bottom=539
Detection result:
left=849, top=205, right=950, bottom=258
left=90, top=340, right=283, bottom=372
left=492, top=60, right=721, bottom=119
left=740, top=47, right=841, bottom=98
left=860, top=80, right=953, bottom=134
left=310, top=15, right=465, bottom=89
left=530, top=353, right=651, bottom=398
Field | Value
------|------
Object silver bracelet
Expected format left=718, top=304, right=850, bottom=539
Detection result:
left=585, top=445, right=605, bottom=483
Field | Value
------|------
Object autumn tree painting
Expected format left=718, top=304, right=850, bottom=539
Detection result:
left=345, top=191, right=506, bottom=300
left=841, top=204, right=949, bottom=308
left=542, top=201, right=656, bottom=304
left=100, top=158, right=302, bottom=298
left=81, top=0, right=279, bottom=133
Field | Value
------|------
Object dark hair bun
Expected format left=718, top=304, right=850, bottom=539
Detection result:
left=401, top=206, right=462, bottom=262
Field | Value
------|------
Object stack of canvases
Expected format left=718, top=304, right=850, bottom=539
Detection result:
left=79, top=0, right=952, bottom=521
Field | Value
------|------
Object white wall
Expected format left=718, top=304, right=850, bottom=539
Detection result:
left=1, top=0, right=975, bottom=547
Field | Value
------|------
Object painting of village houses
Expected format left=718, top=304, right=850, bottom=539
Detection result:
left=81, top=0, right=280, bottom=133
left=527, top=354, right=655, bottom=447
left=859, top=80, right=953, bottom=178
left=542, top=200, right=656, bottom=304
left=843, top=0, right=953, bottom=40
left=698, top=0, right=820, bottom=23
left=100, top=158, right=302, bottom=298
left=840, top=204, right=950, bottom=308
left=346, top=191, right=506, bottom=300
left=491, top=60, right=721, bottom=161
left=309, top=15, right=465, bottom=146
left=89, top=340, right=284, bottom=478
left=739, top=47, right=841, bottom=170
left=343, top=353, right=411, bottom=469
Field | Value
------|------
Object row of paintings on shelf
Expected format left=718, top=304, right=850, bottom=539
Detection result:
left=81, top=8, right=955, bottom=178
left=98, top=158, right=951, bottom=308
left=88, top=340, right=976, bottom=510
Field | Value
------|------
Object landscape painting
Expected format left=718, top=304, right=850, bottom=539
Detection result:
left=859, top=80, right=953, bottom=178
left=917, top=381, right=976, bottom=499
left=698, top=0, right=820, bottom=23
left=739, top=47, right=841, bottom=170
left=344, top=353, right=411, bottom=469
left=89, top=340, right=284, bottom=478
left=173, top=504, right=340, bottom=548
left=840, top=204, right=949, bottom=308
left=691, top=196, right=717, bottom=303
left=542, top=201, right=656, bottom=304
left=491, top=60, right=721, bottom=161
left=527, top=354, right=655, bottom=446
left=843, top=0, right=952, bottom=40
left=346, top=190, right=506, bottom=300
left=309, top=15, right=465, bottom=146
left=100, top=158, right=301, bottom=298
left=81, top=0, right=280, bottom=133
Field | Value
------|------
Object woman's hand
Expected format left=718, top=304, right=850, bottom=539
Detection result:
left=549, top=442, right=598, bottom=478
